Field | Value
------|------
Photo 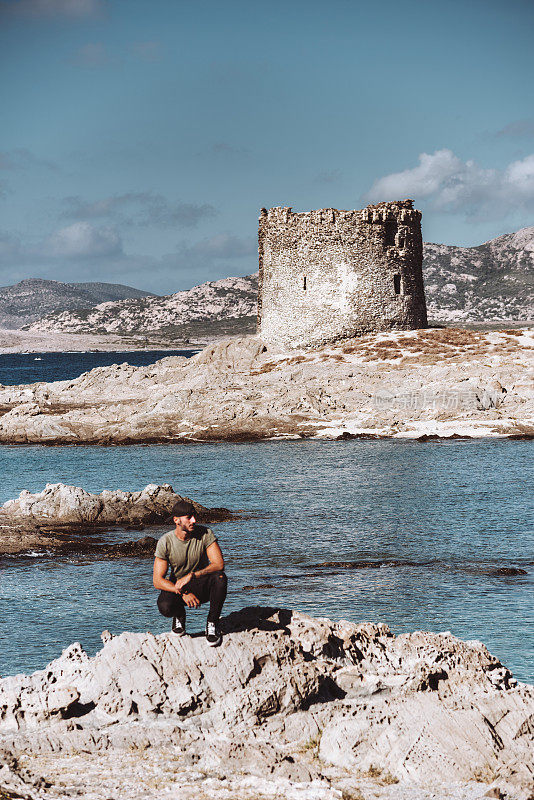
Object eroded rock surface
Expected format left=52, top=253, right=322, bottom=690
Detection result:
left=0, top=608, right=532, bottom=800
left=0, top=483, right=233, bottom=555
left=0, top=329, right=532, bottom=444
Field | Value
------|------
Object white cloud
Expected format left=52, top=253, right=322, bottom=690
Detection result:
left=505, top=153, right=534, bottom=197
left=72, top=42, right=108, bottom=67
left=47, top=222, right=122, bottom=258
left=366, top=149, right=534, bottom=219
left=3, top=0, right=106, bottom=18
left=187, top=233, right=256, bottom=259
left=496, top=119, right=534, bottom=139
left=61, top=192, right=216, bottom=228
left=130, top=41, right=164, bottom=63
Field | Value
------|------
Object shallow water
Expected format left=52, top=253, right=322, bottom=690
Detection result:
left=0, top=439, right=532, bottom=682
left=0, top=349, right=197, bottom=385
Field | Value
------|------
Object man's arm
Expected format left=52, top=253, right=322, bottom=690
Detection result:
left=193, top=541, right=224, bottom=579
left=153, top=557, right=180, bottom=593
left=154, top=558, right=199, bottom=607
left=174, top=541, right=225, bottom=592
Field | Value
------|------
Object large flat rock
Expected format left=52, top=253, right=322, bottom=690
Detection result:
left=1, top=607, right=532, bottom=799
left=0, top=329, right=532, bottom=444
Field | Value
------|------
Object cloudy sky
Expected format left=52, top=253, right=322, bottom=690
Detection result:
left=1, top=0, right=533, bottom=294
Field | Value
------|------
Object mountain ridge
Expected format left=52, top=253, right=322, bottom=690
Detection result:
left=19, top=226, right=534, bottom=337
left=0, top=278, right=156, bottom=329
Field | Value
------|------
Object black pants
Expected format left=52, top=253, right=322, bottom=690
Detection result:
left=157, top=571, right=227, bottom=623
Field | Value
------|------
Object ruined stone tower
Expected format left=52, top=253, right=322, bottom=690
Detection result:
left=258, top=199, right=428, bottom=348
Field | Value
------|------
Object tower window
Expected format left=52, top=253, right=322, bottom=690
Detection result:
left=384, top=219, right=397, bottom=247
left=303, top=276, right=307, bottom=290
left=394, top=274, right=401, bottom=295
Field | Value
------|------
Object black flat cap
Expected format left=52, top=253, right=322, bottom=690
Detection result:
left=170, top=499, right=196, bottom=518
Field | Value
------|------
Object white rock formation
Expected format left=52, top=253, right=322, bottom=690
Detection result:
left=0, top=483, right=233, bottom=555
left=0, top=483, right=207, bottom=526
left=0, top=329, right=532, bottom=442
left=0, top=608, right=532, bottom=800
left=424, top=226, right=534, bottom=324
left=0, top=278, right=154, bottom=330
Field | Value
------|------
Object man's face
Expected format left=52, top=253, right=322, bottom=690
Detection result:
left=174, top=513, right=196, bottom=534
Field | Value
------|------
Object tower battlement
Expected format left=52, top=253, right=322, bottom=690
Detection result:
left=257, top=200, right=427, bottom=348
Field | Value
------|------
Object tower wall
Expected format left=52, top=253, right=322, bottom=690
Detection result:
left=258, top=200, right=428, bottom=348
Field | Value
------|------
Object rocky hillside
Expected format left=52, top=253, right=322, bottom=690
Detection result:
left=1, top=607, right=532, bottom=800
left=0, top=278, right=155, bottom=329
left=0, top=330, right=532, bottom=443
left=425, top=226, right=534, bottom=323
left=23, top=227, right=534, bottom=336
left=26, top=274, right=258, bottom=336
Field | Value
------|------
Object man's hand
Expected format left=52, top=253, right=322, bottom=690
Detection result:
left=174, top=573, right=193, bottom=593
left=182, top=592, right=200, bottom=608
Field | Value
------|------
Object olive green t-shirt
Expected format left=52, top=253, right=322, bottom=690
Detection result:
left=155, top=525, right=217, bottom=582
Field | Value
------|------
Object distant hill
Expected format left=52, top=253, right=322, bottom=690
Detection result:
left=424, top=226, right=534, bottom=323
left=0, top=279, right=156, bottom=329
left=22, top=226, right=534, bottom=339
left=25, top=275, right=259, bottom=337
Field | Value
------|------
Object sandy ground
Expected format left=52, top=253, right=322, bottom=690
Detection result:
left=1, top=323, right=532, bottom=353
left=0, top=328, right=196, bottom=353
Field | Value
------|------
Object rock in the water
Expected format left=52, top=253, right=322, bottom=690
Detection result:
left=0, top=607, right=532, bottom=800
left=0, top=483, right=235, bottom=556
left=0, top=482, right=233, bottom=527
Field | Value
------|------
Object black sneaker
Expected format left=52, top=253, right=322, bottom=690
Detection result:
left=205, top=620, right=222, bottom=647
left=172, top=616, right=186, bottom=636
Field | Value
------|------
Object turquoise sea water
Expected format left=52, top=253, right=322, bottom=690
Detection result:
left=0, top=438, right=532, bottom=682
left=0, top=350, right=197, bottom=385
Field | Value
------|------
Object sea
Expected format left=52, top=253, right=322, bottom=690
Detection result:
left=0, top=352, right=532, bottom=683
left=0, top=349, right=199, bottom=386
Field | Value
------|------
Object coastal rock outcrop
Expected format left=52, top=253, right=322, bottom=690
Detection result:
left=0, top=483, right=234, bottom=555
left=0, top=482, right=231, bottom=526
left=0, top=608, right=532, bottom=800
left=0, top=328, right=532, bottom=443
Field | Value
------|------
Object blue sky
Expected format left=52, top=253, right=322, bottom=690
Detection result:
left=1, top=0, right=533, bottom=294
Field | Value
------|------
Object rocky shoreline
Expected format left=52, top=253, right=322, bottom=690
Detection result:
left=0, top=329, right=531, bottom=444
left=1, top=607, right=532, bottom=800
left=0, top=327, right=199, bottom=354
left=0, top=483, right=235, bottom=556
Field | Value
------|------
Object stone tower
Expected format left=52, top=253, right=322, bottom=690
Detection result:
left=257, top=199, right=428, bottom=348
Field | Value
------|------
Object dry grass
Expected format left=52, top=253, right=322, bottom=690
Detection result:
left=250, top=362, right=279, bottom=375
left=253, top=327, right=531, bottom=372
left=473, top=765, right=497, bottom=783
left=339, top=328, right=496, bottom=364
left=365, top=765, right=382, bottom=778
left=342, top=790, right=365, bottom=800
left=362, top=765, right=400, bottom=785
left=252, top=354, right=310, bottom=375
left=299, top=732, right=322, bottom=759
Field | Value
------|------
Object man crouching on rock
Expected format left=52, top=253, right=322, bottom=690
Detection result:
left=153, top=500, right=227, bottom=646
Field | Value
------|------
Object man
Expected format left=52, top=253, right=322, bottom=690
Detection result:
left=153, top=499, right=227, bottom=646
